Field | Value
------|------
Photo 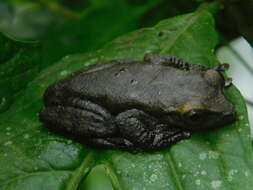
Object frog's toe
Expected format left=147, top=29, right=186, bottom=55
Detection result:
left=213, top=63, right=230, bottom=72
left=144, top=53, right=186, bottom=66
left=151, top=130, right=191, bottom=150
left=224, top=77, right=233, bottom=87
left=86, top=137, right=137, bottom=152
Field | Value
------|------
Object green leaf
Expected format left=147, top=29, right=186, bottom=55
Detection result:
left=1, top=3, right=253, bottom=190
left=0, top=1, right=163, bottom=112
left=40, top=0, right=164, bottom=66
left=0, top=34, right=41, bottom=112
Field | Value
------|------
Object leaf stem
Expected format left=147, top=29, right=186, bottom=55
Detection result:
left=164, top=153, right=184, bottom=190
left=66, top=151, right=96, bottom=190
left=101, top=163, right=123, bottom=190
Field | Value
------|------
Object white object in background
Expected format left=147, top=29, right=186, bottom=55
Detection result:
left=217, top=37, right=253, bottom=138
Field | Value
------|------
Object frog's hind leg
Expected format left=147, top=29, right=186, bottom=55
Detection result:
left=144, top=53, right=208, bottom=71
left=39, top=98, right=118, bottom=139
left=86, top=137, right=137, bottom=152
left=115, top=109, right=191, bottom=151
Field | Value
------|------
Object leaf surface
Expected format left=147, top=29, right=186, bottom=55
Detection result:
left=0, top=0, right=163, bottom=112
left=0, top=3, right=253, bottom=190
left=0, top=35, right=41, bottom=112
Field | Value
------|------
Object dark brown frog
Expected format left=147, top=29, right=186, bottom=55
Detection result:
left=39, top=54, right=235, bottom=152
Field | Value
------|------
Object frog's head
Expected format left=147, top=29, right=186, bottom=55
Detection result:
left=165, top=68, right=236, bottom=130
left=175, top=98, right=235, bottom=131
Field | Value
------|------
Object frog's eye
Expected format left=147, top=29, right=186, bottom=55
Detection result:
left=187, top=110, right=203, bottom=123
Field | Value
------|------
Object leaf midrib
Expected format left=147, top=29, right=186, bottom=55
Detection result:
left=165, top=153, right=184, bottom=190
left=66, top=151, right=96, bottom=190
left=160, top=4, right=211, bottom=54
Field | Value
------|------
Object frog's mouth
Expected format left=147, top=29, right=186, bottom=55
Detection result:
left=163, top=108, right=236, bottom=131
left=203, top=110, right=236, bottom=130
left=183, top=109, right=236, bottom=131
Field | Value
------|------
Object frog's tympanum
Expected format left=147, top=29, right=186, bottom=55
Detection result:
left=39, top=54, right=235, bottom=152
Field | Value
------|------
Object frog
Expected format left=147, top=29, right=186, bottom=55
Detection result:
left=39, top=53, right=236, bottom=152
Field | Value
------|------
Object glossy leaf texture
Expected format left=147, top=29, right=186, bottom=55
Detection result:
left=0, top=35, right=41, bottom=113
left=0, top=3, right=253, bottom=190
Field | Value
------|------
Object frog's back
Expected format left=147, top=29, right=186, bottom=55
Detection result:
left=62, top=61, right=213, bottom=115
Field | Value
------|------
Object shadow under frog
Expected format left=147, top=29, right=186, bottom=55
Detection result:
left=39, top=54, right=236, bottom=152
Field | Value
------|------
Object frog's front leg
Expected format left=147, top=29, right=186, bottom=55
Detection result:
left=39, top=98, right=117, bottom=138
left=144, top=53, right=208, bottom=71
left=115, top=109, right=191, bottom=151
left=144, top=53, right=187, bottom=67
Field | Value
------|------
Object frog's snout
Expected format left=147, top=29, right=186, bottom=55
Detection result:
left=204, top=103, right=236, bottom=129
